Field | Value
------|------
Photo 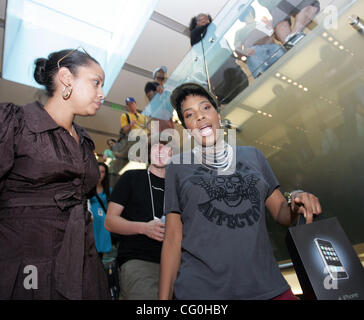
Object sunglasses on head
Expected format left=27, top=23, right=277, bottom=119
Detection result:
left=57, top=46, right=91, bottom=69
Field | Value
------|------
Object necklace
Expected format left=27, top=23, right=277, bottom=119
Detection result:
left=68, top=125, right=75, bottom=137
left=193, top=141, right=233, bottom=171
left=147, top=168, right=164, bottom=220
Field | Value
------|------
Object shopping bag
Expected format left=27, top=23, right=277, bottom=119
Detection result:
left=285, top=215, right=364, bottom=300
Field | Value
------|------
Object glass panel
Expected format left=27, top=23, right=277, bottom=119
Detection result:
left=146, top=0, right=329, bottom=119
left=144, top=0, right=256, bottom=119
left=222, top=0, right=364, bottom=261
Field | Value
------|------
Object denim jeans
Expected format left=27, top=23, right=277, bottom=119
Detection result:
left=247, top=43, right=286, bottom=78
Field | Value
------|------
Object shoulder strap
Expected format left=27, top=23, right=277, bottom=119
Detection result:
left=95, top=193, right=107, bottom=214
left=125, top=112, right=130, bottom=124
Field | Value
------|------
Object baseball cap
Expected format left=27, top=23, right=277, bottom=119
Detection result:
left=125, top=97, right=136, bottom=104
left=170, top=82, right=219, bottom=112
left=152, top=66, right=167, bottom=79
left=170, top=82, right=219, bottom=128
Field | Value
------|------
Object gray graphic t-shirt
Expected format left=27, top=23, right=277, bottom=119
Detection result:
left=164, top=146, right=289, bottom=299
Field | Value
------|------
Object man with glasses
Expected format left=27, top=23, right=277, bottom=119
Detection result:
left=152, top=66, right=167, bottom=88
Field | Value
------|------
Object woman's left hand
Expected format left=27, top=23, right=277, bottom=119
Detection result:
left=291, top=192, right=322, bottom=224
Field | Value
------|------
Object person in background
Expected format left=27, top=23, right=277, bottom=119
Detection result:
left=152, top=66, right=168, bottom=89
left=259, top=0, right=320, bottom=49
left=234, top=4, right=286, bottom=78
left=105, top=137, right=173, bottom=300
left=159, top=82, right=322, bottom=300
left=144, top=81, right=162, bottom=102
left=0, top=48, right=110, bottom=299
left=188, top=12, right=249, bottom=104
left=121, top=97, right=149, bottom=136
left=103, top=138, right=116, bottom=163
left=113, top=97, right=150, bottom=171
left=89, top=162, right=112, bottom=261
left=189, top=13, right=213, bottom=46
left=103, top=138, right=119, bottom=187
left=144, top=81, right=174, bottom=132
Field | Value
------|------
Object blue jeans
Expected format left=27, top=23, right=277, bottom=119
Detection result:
left=247, top=44, right=286, bottom=78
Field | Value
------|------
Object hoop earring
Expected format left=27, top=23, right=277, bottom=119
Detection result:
left=62, top=84, right=73, bottom=100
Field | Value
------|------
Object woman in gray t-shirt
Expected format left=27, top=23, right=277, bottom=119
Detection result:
left=159, top=82, right=322, bottom=300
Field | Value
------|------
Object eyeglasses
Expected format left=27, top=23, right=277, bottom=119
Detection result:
left=57, top=46, right=91, bottom=69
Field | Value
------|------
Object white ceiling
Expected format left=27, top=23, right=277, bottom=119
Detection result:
left=0, top=0, right=230, bottom=155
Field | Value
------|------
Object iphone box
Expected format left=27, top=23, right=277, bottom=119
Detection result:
left=285, top=217, right=364, bottom=300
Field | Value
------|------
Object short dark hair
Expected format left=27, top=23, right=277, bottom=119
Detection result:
left=144, top=81, right=159, bottom=94
left=34, top=49, right=100, bottom=97
left=107, top=138, right=116, bottom=145
left=171, top=84, right=219, bottom=128
left=189, top=13, right=212, bottom=32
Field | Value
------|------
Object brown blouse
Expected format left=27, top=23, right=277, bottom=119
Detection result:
left=0, top=101, right=110, bottom=300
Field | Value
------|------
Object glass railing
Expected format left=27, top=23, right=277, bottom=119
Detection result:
left=143, top=0, right=334, bottom=119
left=144, top=0, right=364, bottom=262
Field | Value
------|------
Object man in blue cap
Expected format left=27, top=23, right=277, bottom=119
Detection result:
left=121, top=97, right=149, bottom=135
left=112, top=97, right=149, bottom=173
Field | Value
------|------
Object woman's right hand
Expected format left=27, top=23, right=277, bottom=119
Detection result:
left=142, top=219, right=165, bottom=241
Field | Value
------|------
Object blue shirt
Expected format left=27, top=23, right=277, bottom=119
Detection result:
left=89, top=189, right=112, bottom=253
